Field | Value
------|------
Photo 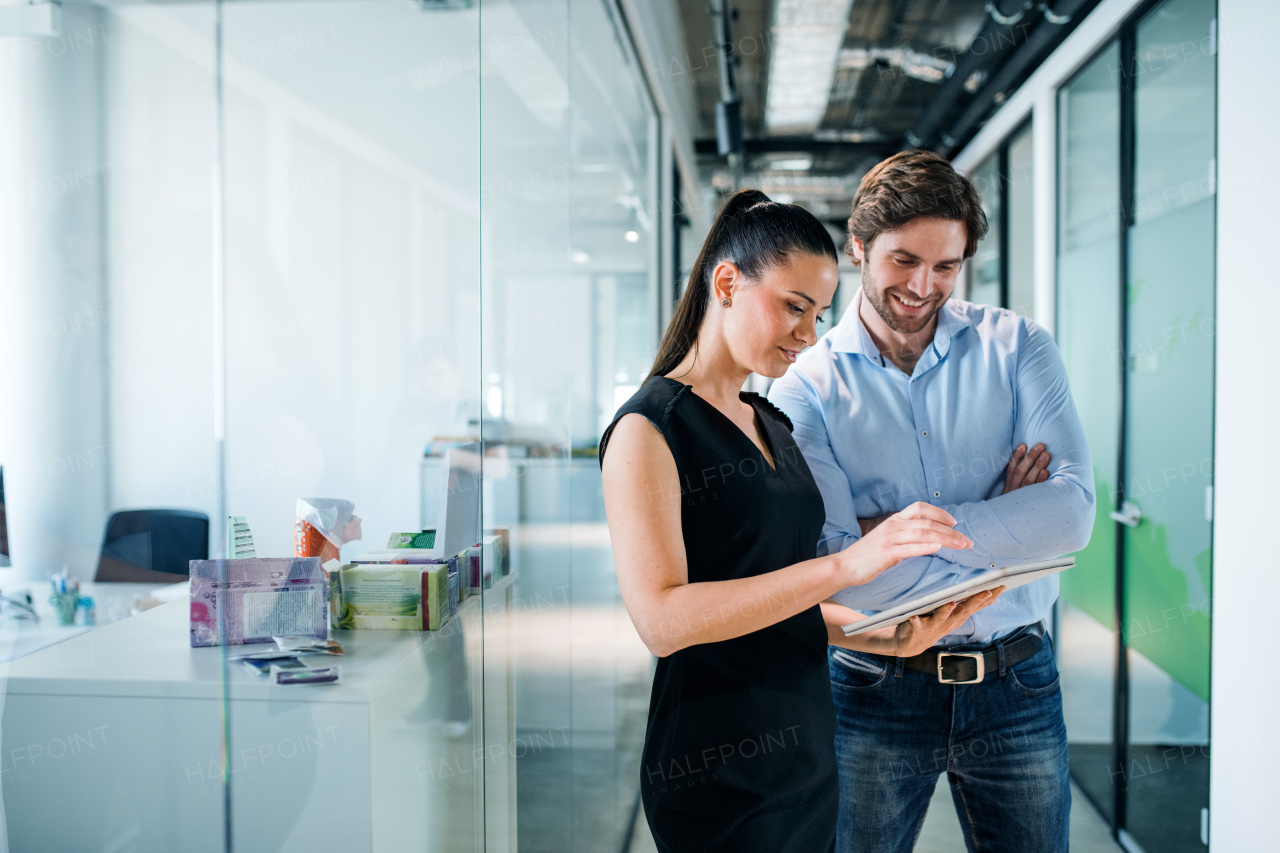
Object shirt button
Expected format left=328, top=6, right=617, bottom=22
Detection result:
left=921, top=430, right=928, bottom=436
left=990, top=563, right=997, bottom=568
left=934, top=491, right=941, bottom=498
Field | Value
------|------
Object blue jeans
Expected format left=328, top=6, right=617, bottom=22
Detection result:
left=828, top=637, right=1070, bottom=853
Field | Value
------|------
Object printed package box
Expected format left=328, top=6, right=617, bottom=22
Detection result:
left=458, top=546, right=482, bottom=594
left=486, top=527, right=511, bottom=576
left=190, top=557, right=328, bottom=647
left=481, top=535, right=504, bottom=589
left=332, top=558, right=458, bottom=631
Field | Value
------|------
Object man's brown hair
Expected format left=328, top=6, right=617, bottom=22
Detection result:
left=845, top=149, right=988, bottom=266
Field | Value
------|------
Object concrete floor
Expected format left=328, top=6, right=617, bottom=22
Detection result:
left=513, top=521, right=1123, bottom=853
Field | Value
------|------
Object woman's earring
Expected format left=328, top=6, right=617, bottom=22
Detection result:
left=720, top=299, right=730, bottom=307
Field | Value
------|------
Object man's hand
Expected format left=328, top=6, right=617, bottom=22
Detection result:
left=1004, top=443, right=1051, bottom=494
left=841, top=586, right=1005, bottom=657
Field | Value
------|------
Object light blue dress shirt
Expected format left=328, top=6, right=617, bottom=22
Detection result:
left=768, top=292, right=1095, bottom=645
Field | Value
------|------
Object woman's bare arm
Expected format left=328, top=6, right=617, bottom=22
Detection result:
left=603, top=414, right=971, bottom=657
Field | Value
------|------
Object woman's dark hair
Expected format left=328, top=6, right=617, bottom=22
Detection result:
left=647, top=188, right=838, bottom=381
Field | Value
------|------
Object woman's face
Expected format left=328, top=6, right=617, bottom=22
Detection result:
left=718, top=253, right=839, bottom=379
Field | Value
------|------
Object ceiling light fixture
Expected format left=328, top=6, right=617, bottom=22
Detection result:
left=763, top=0, right=856, bottom=135
left=624, top=230, right=640, bottom=243
left=766, top=155, right=814, bottom=171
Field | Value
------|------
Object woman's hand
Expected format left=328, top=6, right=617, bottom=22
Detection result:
left=1004, top=443, right=1051, bottom=494
left=837, top=501, right=972, bottom=587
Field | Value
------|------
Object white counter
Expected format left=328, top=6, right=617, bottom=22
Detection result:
left=0, top=575, right=516, bottom=853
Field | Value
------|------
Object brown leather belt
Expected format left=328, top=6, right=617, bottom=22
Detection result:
left=888, top=622, right=1046, bottom=684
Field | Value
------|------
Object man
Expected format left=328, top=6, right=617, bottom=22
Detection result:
left=768, top=149, right=1094, bottom=853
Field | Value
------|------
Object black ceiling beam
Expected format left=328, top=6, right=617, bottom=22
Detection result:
left=935, top=0, right=1102, bottom=156
left=694, top=137, right=898, bottom=158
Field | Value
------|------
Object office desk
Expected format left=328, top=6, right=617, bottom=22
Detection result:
left=0, top=575, right=516, bottom=853
left=0, top=578, right=183, bottom=663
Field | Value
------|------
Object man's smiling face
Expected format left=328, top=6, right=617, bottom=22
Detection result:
left=853, top=216, right=967, bottom=335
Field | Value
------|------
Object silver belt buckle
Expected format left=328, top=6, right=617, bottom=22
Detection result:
left=937, top=651, right=985, bottom=684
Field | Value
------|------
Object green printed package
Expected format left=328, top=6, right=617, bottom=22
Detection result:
left=387, top=530, right=436, bottom=550
left=332, top=563, right=455, bottom=630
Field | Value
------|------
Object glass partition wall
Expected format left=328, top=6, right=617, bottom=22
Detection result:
left=962, top=122, right=1034, bottom=318
left=0, top=0, right=659, bottom=849
left=1056, top=1, right=1216, bottom=850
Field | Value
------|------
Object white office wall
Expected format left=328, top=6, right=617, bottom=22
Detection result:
left=0, top=2, right=112, bottom=580
left=104, top=7, right=219, bottom=537
left=1210, top=1, right=1280, bottom=847
left=102, top=3, right=483, bottom=561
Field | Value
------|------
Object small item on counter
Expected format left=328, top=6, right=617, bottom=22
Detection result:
left=189, top=557, right=328, bottom=647
left=274, top=665, right=340, bottom=685
left=424, top=562, right=454, bottom=630
left=387, top=530, right=437, bottom=550
left=481, top=535, right=504, bottom=589
left=459, top=546, right=482, bottom=595
left=75, top=596, right=96, bottom=626
left=227, top=516, right=257, bottom=558
left=233, top=649, right=300, bottom=661
left=486, top=527, right=511, bottom=576
left=49, top=570, right=80, bottom=626
left=273, top=635, right=344, bottom=655
left=294, top=498, right=363, bottom=564
left=242, top=655, right=308, bottom=676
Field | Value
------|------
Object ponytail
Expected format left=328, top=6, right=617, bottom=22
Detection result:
left=647, top=188, right=838, bottom=381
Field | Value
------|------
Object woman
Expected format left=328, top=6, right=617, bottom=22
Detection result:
left=599, top=189, right=1002, bottom=852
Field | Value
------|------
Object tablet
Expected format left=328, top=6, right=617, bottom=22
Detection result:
left=840, top=557, right=1075, bottom=636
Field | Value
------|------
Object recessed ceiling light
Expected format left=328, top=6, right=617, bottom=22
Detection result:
left=571, top=251, right=591, bottom=264
left=767, top=155, right=814, bottom=171
left=764, top=0, right=856, bottom=134
left=624, top=230, right=640, bottom=243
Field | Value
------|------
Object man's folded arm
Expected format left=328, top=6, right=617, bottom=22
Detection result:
left=932, top=322, right=1096, bottom=569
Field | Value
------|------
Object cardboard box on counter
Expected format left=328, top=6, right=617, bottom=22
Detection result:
left=190, top=557, right=327, bottom=647
left=331, top=558, right=457, bottom=631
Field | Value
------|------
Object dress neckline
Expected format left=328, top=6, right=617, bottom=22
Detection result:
left=656, top=376, right=779, bottom=474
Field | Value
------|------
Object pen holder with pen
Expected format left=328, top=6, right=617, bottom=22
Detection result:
left=49, top=590, right=79, bottom=626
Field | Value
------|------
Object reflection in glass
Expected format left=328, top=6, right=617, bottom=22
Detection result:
left=1124, top=0, right=1215, bottom=849
left=966, top=154, right=1002, bottom=307
left=1005, top=123, right=1034, bottom=318
left=1056, top=39, right=1121, bottom=826
left=479, top=0, right=659, bottom=849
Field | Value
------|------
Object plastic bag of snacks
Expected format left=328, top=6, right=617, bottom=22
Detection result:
left=294, top=498, right=363, bottom=563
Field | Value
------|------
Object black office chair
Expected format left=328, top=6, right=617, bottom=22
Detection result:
left=95, top=509, right=209, bottom=583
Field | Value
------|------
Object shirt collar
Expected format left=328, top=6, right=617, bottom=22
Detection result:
left=829, top=289, right=969, bottom=366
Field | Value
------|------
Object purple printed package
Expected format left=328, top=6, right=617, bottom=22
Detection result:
left=190, top=557, right=328, bottom=647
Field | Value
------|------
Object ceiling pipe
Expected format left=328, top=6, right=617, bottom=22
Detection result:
left=935, top=0, right=1099, bottom=156
left=709, top=0, right=744, bottom=165
left=906, top=0, right=1037, bottom=148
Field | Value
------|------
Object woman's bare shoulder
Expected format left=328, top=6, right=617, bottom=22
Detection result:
left=601, top=413, right=672, bottom=474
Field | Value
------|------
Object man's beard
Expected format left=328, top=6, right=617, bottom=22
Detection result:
left=862, top=263, right=946, bottom=334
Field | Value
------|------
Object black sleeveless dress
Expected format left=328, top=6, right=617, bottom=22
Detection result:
left=599, top=376, right=838, bottom=853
